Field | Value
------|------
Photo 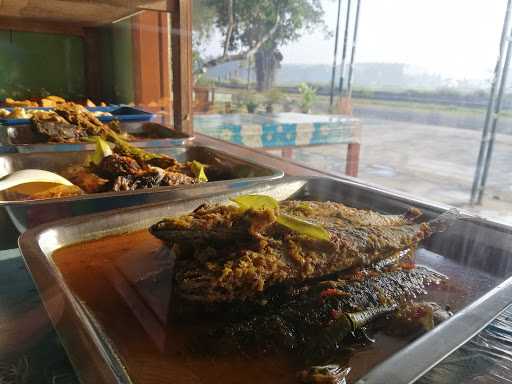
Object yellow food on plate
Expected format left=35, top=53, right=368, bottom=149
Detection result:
left=41, top=98, right=57, bottom=108
left=47, top=95, right=66, bottom=103
left=86, top=99, right=96, bottom=107
left=28, top=184, right=83, bottom=200
left=8, top=107, right=29, bottom=119
left=30, top=110, right=66, bottom=123
left=5, top=98, right=38, bottom=107
left=3, top=184, right=83, bottom=201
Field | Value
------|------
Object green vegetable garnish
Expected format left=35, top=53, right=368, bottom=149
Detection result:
left=276, top=214, right=330, bottom=241
left=190, top=160, right=208, bottom=182
left=101, top=129, right=166, bottom=162
left=230, top=194, right=279, bottom=211
left=90, top=136, right=113, bottom=165
left=230, top=194, right=330, bottom=241
left=112, top=134, right=165, bottom=162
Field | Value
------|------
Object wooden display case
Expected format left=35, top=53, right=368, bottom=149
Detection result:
left=0, top=0, right=193, bottom=134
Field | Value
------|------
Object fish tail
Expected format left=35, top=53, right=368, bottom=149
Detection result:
left=428, top=208, right=460, bottom=233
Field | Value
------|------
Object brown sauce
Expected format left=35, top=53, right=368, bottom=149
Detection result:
left=53, top=230, right=499, bottom=384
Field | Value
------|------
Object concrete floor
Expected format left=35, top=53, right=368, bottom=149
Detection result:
left=290, top=118, right=512, bottom=225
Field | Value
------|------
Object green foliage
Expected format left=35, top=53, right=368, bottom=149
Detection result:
left=200, top=0, right=327, bottom=59
left=265, top=88, right=283, bottom=105
left=357, top=88, right=375, bottom=99
left=195, top=74, right=215, bottom=87
left=282, top=95, right=295, bottom=111
left=192, top=0, right=217, bottom=44
left=228, top=77, right=244, bottom=86
left=192, top=51, right=205, bottom=74
left=245, top=100, right=258, bottom=113
left=194, top=0, right=328, bottom=91
left=298, top=82, right=317, bottom=112
left=239, top=91, right=260, bottom=112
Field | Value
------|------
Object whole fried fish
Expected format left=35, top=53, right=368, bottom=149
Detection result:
left=198, top=264, right=447, bottom=361
left=150, top=201, right=456, bottom=303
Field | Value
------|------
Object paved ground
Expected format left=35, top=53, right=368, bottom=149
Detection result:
left=288, top=118, right=512, bottom=225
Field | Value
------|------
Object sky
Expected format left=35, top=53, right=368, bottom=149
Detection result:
left=280, top=0, right=507, bottom=80
left=198, top=0, right=507, bottom=81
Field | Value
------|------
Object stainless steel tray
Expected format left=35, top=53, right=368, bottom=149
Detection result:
left=0, top=121, right=193, bottom=152
left=18, top=176, right=512, bottom=384
left=1, top=144, right=283, bottom=232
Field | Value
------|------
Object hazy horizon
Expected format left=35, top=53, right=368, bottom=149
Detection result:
left=281, top=0, right=506, bottom=81
left=198, top=0, right=507, bottom=81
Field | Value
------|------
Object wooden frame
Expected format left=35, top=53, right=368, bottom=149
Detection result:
left=168, top=0, right=193, bottom=135
left=0, top=16, right=86, bottom=36
left=132, top=11, right=171, bottom=118
left=130, top=1, right=193, bottom=132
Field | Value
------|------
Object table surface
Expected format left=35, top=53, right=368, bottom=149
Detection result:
left=193, top=112, right=360, bottom=125
left=193, top=113, right=361, bottom=148
left=0, top=247, right=510, bottom=384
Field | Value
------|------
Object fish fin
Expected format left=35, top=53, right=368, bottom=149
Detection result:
left=404, top=207, right=423, bottom=222
left=428, top=208, right=460, bottom=233
left=415, top=264, right=449, bottom=281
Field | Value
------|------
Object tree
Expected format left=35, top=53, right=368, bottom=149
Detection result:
left=196, top=0, right=327, bottom=91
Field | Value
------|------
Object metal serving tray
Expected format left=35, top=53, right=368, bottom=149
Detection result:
left=0, top=144, right=283, bottom=232
left=0, top=105, right=154, bottom=125
left=0, top=121, right=192, bottom=153
left=18, top=177, right=512, bottom=384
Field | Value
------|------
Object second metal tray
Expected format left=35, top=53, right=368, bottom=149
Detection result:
left=0, top=121, right=192, bottom=153
left=18, top=176, right=512, bottom=384
left=0, top=144, right=283, bottom=231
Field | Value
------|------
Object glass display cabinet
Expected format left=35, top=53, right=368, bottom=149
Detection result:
left=0, top=1, right=511, bottom=384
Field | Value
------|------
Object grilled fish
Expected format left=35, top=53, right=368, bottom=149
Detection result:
left=150, top=200, right=456, bottom=303
left=199, top=264, right=446, bottom=361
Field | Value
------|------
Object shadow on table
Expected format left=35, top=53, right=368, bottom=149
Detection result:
left=0, top=208, right=18, bottom=250
left=0, top=252, right=77, bottom=384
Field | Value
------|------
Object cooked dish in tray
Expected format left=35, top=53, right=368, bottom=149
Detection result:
left=143, top=195, right=457, bottom=383
left=2, top=95, right=107, bottom=108
left=61, top=139, right=206, bottom=194
left=1, top=102, right=157, bottom=144
left=26, top=102, right=116, bottom=143
left=0, top=106, right=111, bottom=120
left=3, top=138, right=208, bottom=201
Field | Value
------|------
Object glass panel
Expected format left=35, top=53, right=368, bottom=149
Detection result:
left=188, top=3, right=512, bottom=379
left=1, top=2, right=512, bottom=384
left=0, top=4, right=173, bottom=129
left=192, top=0, right=511, bottom=222
left=0, top=4, right=176, bottom=383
